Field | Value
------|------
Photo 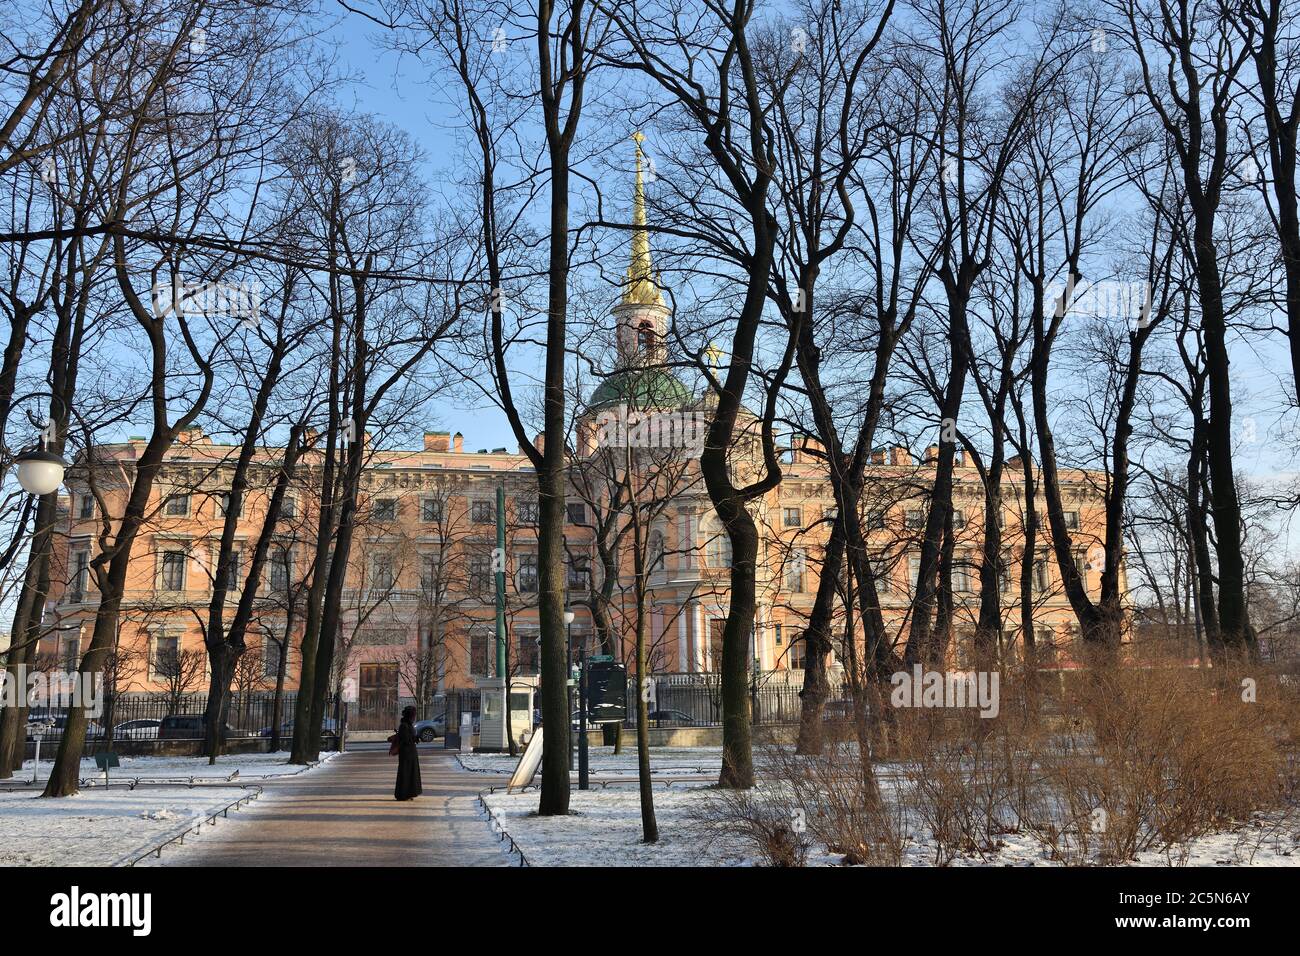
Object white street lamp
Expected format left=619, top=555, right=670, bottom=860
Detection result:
left=14, top=448, right=68, bottom=496
left=563, top=610, right=575, bottom=625
left=3, top=392, right=73, bottom=496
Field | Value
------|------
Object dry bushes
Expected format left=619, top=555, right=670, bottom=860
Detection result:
left=695, top=663, right=1299, bottom=866
left=690, top=734, right=903, bottom=866
left=884, top=664, right=1297, bottom=865
left=1032, top=665, right=1296, bottom=864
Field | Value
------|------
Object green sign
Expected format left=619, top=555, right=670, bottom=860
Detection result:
left=93, top=752, right=119, bottom=771
left=588, top=654, right=614, bottom=663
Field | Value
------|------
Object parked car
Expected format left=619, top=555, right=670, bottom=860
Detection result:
left=25, top=714, right=104, bottom=740
left=416, top=713, right=479, bottom=740
left=646, top=709, right=696, bottom=726
left=158, top=714, right=252, bottom=740
left=113, top=718, right=161, bottom=740
left=413, top=715, right=445, bottom=741
left=256, top=718, right=337, bottom=739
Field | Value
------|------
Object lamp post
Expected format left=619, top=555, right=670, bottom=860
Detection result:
left=578, top=636, right=589, bottom=790
left=563, top=608, right=575, bottom=771
left=1, top=392, right=72, bottom=496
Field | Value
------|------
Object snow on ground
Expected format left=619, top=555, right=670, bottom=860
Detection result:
left=19, top=751, right=336, bottom=783
left=483, top=785, right=755, bottom=866
left=0, top=753, right=335, bottom=867
left=460, top=746, right=721, bottom=777
left=482, top=777, right=1300, bottom=867
left=0, top=786, right=259, bottom=867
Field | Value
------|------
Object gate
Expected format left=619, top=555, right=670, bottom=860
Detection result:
left=354, top=663, right=399, bottom=731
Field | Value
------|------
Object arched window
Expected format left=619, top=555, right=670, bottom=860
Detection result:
left=648, top=529, right=666, bottom=572
left=701, top=512, right=731, bottom=568
left=637, top=322, right=656, bottom=353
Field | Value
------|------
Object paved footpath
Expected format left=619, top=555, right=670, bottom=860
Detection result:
left=144, top=745, right=510, bottom=867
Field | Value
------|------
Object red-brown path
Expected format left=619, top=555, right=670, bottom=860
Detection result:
left=141, top=745, right=511, bottom=867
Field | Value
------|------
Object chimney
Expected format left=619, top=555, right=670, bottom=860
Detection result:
left=924, top=444, right=939, bottom=463
left=890, top=446, right=912, bottom=466
left=792, top=435, right=823, bottom=464
left=533, top=432, right=545, bottom=454
left=452, top=432, right=464, bottom=453
left=424, top=431, right=450, bottom=452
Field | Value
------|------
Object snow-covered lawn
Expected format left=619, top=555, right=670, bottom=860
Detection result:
left=0, top=786, right=260, bottom=867
left=0, top=753, right=335, bottom=866
left=483, top=785, right=753, bottom=866
left=482, top=781, right=1300, bottom=868
left=19, top=751, right=336, bottom=784
left=460, top=745, right=721, bottom=777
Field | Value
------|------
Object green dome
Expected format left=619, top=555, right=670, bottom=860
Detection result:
left=588, top=368, right=691, bottom=411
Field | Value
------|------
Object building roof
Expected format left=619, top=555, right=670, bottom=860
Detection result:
left=588, top=367, right=692, bottom=411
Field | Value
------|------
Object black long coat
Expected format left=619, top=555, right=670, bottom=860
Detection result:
left=394, top=718, right=423, bottom=801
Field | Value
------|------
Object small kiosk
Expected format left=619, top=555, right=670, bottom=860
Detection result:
left=475, top=676, right=536, bottom=751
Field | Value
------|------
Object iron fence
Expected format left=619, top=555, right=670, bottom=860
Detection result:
left=621, top=680, right=851, bottom=728
left=6, top=692, right=341, bottom=756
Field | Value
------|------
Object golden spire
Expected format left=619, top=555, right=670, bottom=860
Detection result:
left=623, top=131, right=663, bottom=307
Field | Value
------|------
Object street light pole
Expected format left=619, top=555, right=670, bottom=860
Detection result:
left=578, top=639, right=589, bottom=790
left=563, top=609, right=575, bottom=772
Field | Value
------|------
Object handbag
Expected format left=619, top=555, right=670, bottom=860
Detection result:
left=387, top=733, right=399, bottom=756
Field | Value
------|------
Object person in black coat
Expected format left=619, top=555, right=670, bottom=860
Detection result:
left=394, top=705, right=423, bottom=801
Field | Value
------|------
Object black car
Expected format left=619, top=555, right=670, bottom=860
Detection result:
left=646, top=709, right=696, bottom=726
left=255, top=718, right=338, bottom=739
left=158, top=714, right=251, bottom=740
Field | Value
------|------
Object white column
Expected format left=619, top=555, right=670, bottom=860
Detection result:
left=692, top=600, right=704, bottom=672
left=677, top=602, right=688, bottom=672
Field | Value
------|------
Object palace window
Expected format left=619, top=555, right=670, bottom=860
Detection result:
left=60, top=635, right=80, bottom=673
left=164, top=493, right=190, bottom=517
left=468, top=551, right=493, bottom=596
left=420, top=553, right=439, bottom=596
left=372, top=498, right=397, bottom=521
left=517, top=552, right=539, bottom=594
left=421, top=498, right=443, bottom=523
left=471, top=499, right=494, bottom=524
left=371, top=553, right=394, bottom=591
left=567, top=502, right=587, bottom=525
left=905, top=508, right=925, bottom=529
left=566, top=553, right=589, bottom=591
left=648, top=530, right=666, bottom=573
left=782, top=507, right=802, bottom=529
left=226, top=549, right=242, bottom=592
left=150, top=634, right=179, bottom=680
left=785, top=548, right=806, bottom=593
left=78, top=494, right=94, bottom=519
left=159, top=549, right=187, bottom=591
left=70, top=550, right=90, bottom=602
left=517, top=499, right=539, bottom=524
left=1033, top=556, right=1050, bottom=593
left=517, top=632, right=540, bottom=675
left=270, top=548, right=292, bottom=592
left=263, top=639, right=282, bottom=678
left=871, top=554, right=892, bottom=593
